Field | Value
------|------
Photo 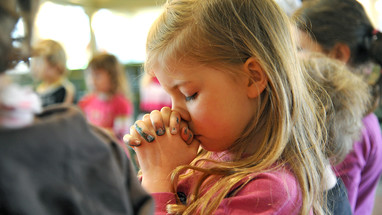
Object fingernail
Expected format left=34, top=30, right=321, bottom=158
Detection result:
left=123, top=135, right=142, bottom=147
left=171, top=127, right=177, bottom=135
left=187, top=133, right=193, bottom=145
left=183, top=128, right=193, bottom=145
left=123, top=134, right=130, bottom=143
left=135, top=124, right=155, bottom=143
left=129, top=139, right=142, bottom=147
left=156, top=127, right=165, bottom=136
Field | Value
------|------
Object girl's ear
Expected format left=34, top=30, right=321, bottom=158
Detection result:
left=243, top=57, right=268, bottom=99
left=328, top=43, right=351, bottom=64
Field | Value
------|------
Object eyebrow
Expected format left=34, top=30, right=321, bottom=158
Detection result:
left=170, top=80, right=192, bottom=90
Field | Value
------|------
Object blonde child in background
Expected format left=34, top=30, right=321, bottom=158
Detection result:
left=302, top=53, right=371, bottom=215
left=79, top=53, right=134, bottom=141
left=124, top=0, right=331, bottom=214
left=31, top=39, right=75, bottom=107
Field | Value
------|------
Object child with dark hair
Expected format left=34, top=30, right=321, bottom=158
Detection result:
left=79, top=53, right=134, bottom=140
left=302, top=52, right=371, bottom=215
left=294, top=1, right=382, bottom=214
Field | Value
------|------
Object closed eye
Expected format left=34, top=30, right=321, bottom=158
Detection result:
left=185, top=92, right=198, bottom=101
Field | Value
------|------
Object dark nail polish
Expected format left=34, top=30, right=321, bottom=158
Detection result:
left=135, top=124, right=155, bottom=143
left=127, top=139, right=142, bottom=147
left=171, top=127, right=177, bottom=134
left=156, top=127, right=165, bottom=136
left=187, top=132, right=193, bottom=144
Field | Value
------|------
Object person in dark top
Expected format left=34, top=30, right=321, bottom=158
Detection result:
left=0, top=0, right=154, bottom=214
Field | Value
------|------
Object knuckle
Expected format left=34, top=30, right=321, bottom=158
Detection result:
left=151, top=110, right=160, bottom=115
left=161, top=106, right=171, bottom=112
left=143, top=114, right=150, bottom=120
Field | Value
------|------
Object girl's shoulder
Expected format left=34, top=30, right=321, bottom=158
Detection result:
left=236, top=166, right=300, bottom=197
left=217, top=166, right=303, bottom=214
left=361, top=113, right=382, bottom=144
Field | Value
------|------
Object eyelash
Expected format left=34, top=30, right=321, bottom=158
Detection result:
left=185, top=93, right=198, bottom=101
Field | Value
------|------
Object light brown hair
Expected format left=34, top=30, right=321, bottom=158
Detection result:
left=87, top=53, right=131, bottom=99
left=302, top=53, right=371, bottom=165
left=145, top=0, right=329, bottom=214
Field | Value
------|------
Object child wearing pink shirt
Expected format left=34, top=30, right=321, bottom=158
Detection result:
left=124, top=0, right=331, bottom=214
left=79, top=53, right=133, bottom=140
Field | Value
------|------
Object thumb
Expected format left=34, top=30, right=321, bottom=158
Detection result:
left=181, top=127, right=194, bottom=145
left=181, top=127, right=200, bottom=155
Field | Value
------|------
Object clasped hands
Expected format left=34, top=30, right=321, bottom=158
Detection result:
left=123, top=107, right=200, bottom=193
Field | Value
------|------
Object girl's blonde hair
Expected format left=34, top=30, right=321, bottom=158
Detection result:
left=87, top=53, right=131, bottom=99
left=302, top=53, right=371, bottom=165
left=32, top=39, right=67, bottom=76
left=145, top=0, right=328, bottom=214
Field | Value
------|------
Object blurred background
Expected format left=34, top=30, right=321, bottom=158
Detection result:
left=7, top=0, right=166, bottom=120
left=3, top=0, right=382, bottom=214
left=5, top=0, right=382, bottom=120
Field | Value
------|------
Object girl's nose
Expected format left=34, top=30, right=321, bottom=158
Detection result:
left=171, top=99, right=191, bottom=122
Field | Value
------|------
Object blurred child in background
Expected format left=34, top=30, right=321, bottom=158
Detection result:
left=302, top=53, right=371, bottom=215
left=294, top=1, right=382, bottom=214
left=31, top=39, right=75, bottom=107
left=79, top=53, right=134, bottom=141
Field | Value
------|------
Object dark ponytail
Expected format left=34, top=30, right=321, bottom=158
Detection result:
left=369, top=30, right=382, bottom=113
left=371, top=30, right=382, bottom=66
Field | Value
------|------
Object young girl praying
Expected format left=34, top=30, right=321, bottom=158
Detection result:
left=125, top=0, right=329, bottom=214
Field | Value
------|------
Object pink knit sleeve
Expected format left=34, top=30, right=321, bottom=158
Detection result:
left=151, top=192, right=177, bottom=214
left=150, top=168, right=305, bottom=215
left=213, top=170, right=304, bottom=214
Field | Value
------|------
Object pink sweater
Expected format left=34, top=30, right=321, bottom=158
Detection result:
left=78, top=93, right=133, bottom=129
left=152, top=166, right=305, bottom=214
left=334, top=113, right=382, bottom=215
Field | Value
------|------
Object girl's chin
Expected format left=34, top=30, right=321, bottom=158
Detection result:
left=199, top=142, right=228, bottom=152
left=194, top=136, right=231, bottom=152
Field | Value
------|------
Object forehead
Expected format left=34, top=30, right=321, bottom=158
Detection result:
left=152, top=58, right=245, bottom=91
left=153, top=59, right=200, bottom=85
